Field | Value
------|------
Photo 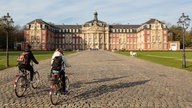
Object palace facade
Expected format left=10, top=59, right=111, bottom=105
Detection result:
left=24, top=12, right=169, bottom=51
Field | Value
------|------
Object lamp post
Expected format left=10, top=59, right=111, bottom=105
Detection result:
left=177, top=13, right=190, bottom=68
left=0, top=13, right=14, bottom=67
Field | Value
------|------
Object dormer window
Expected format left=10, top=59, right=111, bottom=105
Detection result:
left=26, top=25, right=29, bottom=29
left=147, top=24, right=150, bottom=28
left=163, top=24, right=166, bottom=28
left=42, top=24, right=45, bottom=29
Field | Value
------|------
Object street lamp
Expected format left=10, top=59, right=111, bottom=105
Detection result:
left=177, top=13, right=190, bottom=68
left=0, top=13, right=14, bottom=67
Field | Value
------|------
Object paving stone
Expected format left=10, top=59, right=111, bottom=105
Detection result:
left=1, top=50, right=192, bottom=107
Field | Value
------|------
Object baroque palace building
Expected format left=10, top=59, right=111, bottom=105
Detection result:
left=24, top=12, right=169, bottom=51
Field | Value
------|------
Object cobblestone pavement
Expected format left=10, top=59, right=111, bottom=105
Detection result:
left=1, top=50, right=192, bottom=108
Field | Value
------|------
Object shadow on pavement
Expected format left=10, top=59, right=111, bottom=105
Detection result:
left=85, top=76, right=128, bottom=84
left=70, top=81, right=84, bottom=88
left=75, top=80, right=150, bottom=100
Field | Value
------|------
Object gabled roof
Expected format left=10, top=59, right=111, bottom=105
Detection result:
left=27, top=19, right=59, bottom=29
left=27, top=19, right=47, bottom=25
left=143, top=18, right=165, bottom=24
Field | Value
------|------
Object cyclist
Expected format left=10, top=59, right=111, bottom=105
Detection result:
left=51, top=48, right=71, bottom=94
left=18, top=43, right=39, bottom=83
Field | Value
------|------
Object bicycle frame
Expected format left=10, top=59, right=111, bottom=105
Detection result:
left=49, top=66, right=70, bottom=105
left=49, top=72, right=61, bottom=92
left=14, top=69, right=29, bottom=88
left=14, top=62, right=40, bottom=97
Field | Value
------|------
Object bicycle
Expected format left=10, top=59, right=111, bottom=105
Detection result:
left=49, top=68, right=70, bottom=105
left=14, top=63, right=40, bottom=97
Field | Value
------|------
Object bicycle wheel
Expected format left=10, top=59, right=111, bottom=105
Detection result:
left=32, top=71, right=40, bottom=89
left=50, top=83, right=60, bottom=105
left=65, top=76, right=70, bottom=91
left=14, top=76, right=28, bottom=97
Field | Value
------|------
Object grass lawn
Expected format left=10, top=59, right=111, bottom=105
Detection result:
left=0, top=50, right=76, bottom=70
left=116, top=51, right=192, bottom=72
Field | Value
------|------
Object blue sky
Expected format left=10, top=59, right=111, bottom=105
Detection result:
left=0, top=0, right=192, bottom=27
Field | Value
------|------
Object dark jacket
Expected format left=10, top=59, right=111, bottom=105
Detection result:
left=24, top=50, right=38, bottom=65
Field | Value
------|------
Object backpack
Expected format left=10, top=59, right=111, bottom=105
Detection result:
left=17, top=52, right=29, bottom=65
left=52, top=56, right=63, bottom=71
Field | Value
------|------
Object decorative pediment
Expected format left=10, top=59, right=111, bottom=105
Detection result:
left=86, top=25, right=105, bottom=32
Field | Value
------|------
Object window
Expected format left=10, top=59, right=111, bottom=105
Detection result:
left=119, top=38, right=122, bottom=44
left=163, top=24, right=166, bottom=28
left=42, top=36, right=45, bottom=42
left=42, top=43, right=45, bottom=48
left=37, top=36, right=40, bottom=42
left=147, top=30, right=150, bottom=34
left=41, top=30, right=44, bottom=35
left=158, top=36, right=161, bottom=42
left=147, top=24, right=150, bottom=28
left=152, top=44, right=155, bottom=48
left=158, top=44, right=161, bottom=48
left=63, top=38, right=65, bottom=44
left=147, top=44, right=150, bottom=49
left=73, top=38, right=75, bottom=44
left=31, top=36, right=34, bottom=42
left=26, top=35, right=29, bottom=42
left=66, top=39, right=68, bottom=43
left=163, top=36, right=167, bottom=42
left=147, top=36, right=150, bottom=42
left=152, top=36, right=155, bottom=42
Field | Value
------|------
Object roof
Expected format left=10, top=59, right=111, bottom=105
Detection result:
left=143, top=18, right=165, bottom=24
left=109, top=24, right=140, bottom=29
left=83, top=19, right=107, bottom=27
left=56, top=25, right=81, bottom=29
left=27, top=19, right=47, bottom=25
left=27, top=19, right=59, bottom=29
